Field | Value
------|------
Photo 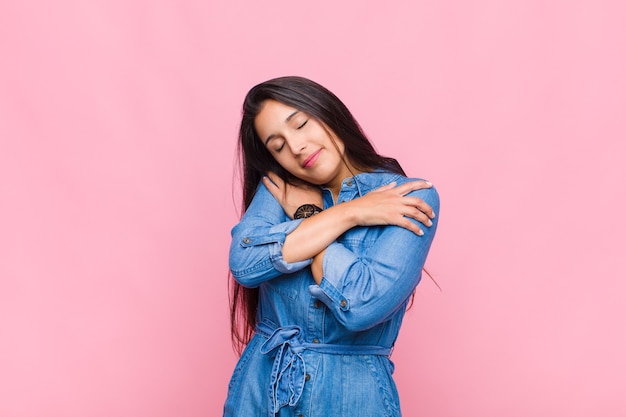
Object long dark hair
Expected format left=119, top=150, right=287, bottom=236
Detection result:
left=230, top=76, right=406, bottom=354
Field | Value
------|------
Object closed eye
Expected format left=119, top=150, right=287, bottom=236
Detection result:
left=297, top=120, right=308, bottom=129
left=273, top=141, right=285, bottom=153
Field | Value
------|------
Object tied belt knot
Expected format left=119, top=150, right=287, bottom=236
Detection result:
left=258, top=323, right=306, bottom=414
left=256, top=321, right=392, bottom=415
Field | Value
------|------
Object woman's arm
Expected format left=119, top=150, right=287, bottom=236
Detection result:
left=230, top=175, right=436, bottom=292
left=310, top=184, right=440, bottom=332
left=229, top=182, right=313, bottom=287
left=263, top=173, right=440, bottom=331
left=262, top=173, right=436, bottom=264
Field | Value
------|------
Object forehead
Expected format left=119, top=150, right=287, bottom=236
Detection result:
left=255, top=100, right=300, bottom=131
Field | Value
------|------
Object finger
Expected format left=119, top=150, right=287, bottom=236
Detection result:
left=263, top=174, right=289, bottom=202
left=397, top=217, right=424, bottom=236
left=404, top=206, right=434, bottom=227
left=262, top=175, right=278, bottom=191
left=262, top=176, right=281, bottom=201
left=265, top=171, right=284, bottom=188
left=402, top=196, right=436, bottom=219
left=394, top=180, right=432, bottom=196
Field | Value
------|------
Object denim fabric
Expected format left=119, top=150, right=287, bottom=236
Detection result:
left=224, top=170, right=440, bottom=417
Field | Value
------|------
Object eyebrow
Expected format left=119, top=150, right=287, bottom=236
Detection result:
left=264, top=111, right=299, bottom=146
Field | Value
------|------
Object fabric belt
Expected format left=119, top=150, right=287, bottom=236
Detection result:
left=255, top=320, right=392, bottom=415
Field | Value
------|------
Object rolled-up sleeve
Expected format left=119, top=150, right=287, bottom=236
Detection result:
left=229, top=182, right=312, bottom=287
left=308, top=185, right=440, bottom=332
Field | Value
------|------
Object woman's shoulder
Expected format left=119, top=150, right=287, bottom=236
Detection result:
left=394, top=175, right=440, bottom=208
left=354, top=170, right=439, bottom=201
left=360, top=169, right=436, bottom=187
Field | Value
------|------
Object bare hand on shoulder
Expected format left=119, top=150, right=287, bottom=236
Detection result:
left=263, top=172, right=322, bottom=219
left=348, top=180, right=435, bottom=236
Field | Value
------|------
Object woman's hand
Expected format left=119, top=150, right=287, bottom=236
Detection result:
left=347, top=180, right=436, bottom=236
left=264, top=177, right=434, bottom=263
left=263, top=172, right=322, bottom=219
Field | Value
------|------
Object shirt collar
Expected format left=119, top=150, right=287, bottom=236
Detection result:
left=349, top=169, right=403, bottom=196
left=322, top=168, right=403, bottom=198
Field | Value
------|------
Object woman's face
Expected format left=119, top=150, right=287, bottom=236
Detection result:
left=254, top=99, right=354, bottom=190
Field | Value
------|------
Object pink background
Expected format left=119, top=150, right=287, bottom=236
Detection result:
left=1, top=1, right=625, bottom=416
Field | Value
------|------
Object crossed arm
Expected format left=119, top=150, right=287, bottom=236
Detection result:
left=261, top=172, right=436, bottom=284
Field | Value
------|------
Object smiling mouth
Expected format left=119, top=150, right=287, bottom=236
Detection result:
left=302, top=150, right=321, bottom=168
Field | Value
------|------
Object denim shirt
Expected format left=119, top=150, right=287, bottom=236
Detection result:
left=224, top=170, right=440, bottom=417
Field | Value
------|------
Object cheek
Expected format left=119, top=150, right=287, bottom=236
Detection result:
left=334, top=139, right=346, bottom=155
left=273, top=154, right=298, bottom=171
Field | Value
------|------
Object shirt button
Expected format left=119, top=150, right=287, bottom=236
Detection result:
left=346, top=179, right=353, bottom=186
left=242, top=237, right=251, bottom=244
left=340, top=299, right=347, bottom=307
left=314, top=300, right=321, bottom=308
left=312, top=338, right=320, bottom=344
left=305, top=373, right=310, bottom=381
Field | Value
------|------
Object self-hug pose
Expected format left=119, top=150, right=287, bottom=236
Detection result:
left=224, top=76, right=440, bottom=417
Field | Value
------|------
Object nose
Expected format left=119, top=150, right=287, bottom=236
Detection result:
left=285, top=136, right=306, bottom=155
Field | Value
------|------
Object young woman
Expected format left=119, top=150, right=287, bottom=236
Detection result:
left=224, top=76, right=440, bottom=417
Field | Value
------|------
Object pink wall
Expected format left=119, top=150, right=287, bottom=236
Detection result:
left=1, top=1, right=624, bottom=416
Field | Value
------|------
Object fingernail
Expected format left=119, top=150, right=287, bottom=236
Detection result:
left=418, top=229, right=424, bottom=236
left=427, top=219, right=433, bottom=227
left=430, top=212, right=436, bottom=219
left=425, top=181, right=432, bottom=186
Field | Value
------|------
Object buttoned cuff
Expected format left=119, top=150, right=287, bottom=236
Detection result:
left=238, top=219, right=312, bottom=273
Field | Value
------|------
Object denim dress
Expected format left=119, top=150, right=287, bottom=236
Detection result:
left=224, top=170, right=440, bottom=417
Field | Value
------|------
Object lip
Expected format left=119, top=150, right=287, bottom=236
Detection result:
left=302, top=150, right=321, bottom=168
